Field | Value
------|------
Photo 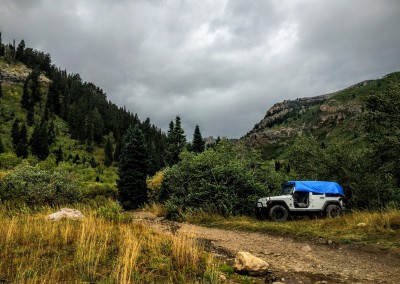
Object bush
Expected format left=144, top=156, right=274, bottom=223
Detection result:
left=146, top=171, right=164, bottom=203
left=0, top=164, right=82, bottom=208
left=0, top=153, right=22, bottom=169
left=159, top=140, right=288, bottom=216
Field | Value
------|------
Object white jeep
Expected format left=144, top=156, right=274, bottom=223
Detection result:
left=255, top=181, right=345, bottom=222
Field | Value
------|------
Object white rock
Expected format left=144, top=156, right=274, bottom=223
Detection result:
left=233, top=251, right=269, bottom=276
left=47, top=208, right=85, bottom=221
left=301, top=245, right=312, bottom=252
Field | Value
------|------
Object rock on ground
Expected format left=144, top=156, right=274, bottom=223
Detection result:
left=47, top=208, right=85, bottom=221
left=233, top=251, right=270, bottom=276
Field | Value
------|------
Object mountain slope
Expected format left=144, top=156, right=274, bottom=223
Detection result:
left=243, top=74, right=400, bottom=158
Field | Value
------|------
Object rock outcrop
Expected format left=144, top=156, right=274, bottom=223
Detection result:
left=0, top=63, right=50, bottom=83
left=243, top=81, right=371, bottom=149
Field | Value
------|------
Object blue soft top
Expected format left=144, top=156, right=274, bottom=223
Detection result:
left=285, top=181, right=344, bottom=196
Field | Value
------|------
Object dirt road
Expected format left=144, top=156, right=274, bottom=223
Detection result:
left=132, top=212, right=400, bottom=284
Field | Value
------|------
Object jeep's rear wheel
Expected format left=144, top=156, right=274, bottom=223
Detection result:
left=325, top=204, right=341, bottom=218
left=269, top=205, right=288, bottom=222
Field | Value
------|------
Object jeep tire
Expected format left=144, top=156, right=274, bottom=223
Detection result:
left=269, top=205, right=288, bottom=222
left=325, top=204, right=341, bottom=218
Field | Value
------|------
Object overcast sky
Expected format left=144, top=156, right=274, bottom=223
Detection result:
left=1, top=0, right=400, bottom=138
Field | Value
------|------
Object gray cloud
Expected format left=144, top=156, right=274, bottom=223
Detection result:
left=1, top=0, right=400, bottom=138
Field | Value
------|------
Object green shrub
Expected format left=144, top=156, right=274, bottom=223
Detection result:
left=0, top=152, right=22, bottom=169
left=95, top=202, right=123, bottom=221
left=0, top=164, right=82, bottom=208
left=159, top=140, right=289, bottom=216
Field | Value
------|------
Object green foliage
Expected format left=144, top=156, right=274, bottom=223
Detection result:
left=288, top=134, right=400, bottom=209
left=0, top=163, right=82, bottom=208
left=117, top=125, right=150, bottom=210
left=160, top=140, right=289, bottom=217
left=0, top=152, right=22, bottom=169
left=95, top=202, right=123, bottom=221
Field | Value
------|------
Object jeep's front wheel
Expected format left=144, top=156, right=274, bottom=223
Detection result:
left=325, top=204, right=341, bottom=218
left=269, top=205, right=288, bottom=222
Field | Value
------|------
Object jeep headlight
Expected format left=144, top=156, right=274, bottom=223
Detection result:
left=266, top=199, right=272, bottom=205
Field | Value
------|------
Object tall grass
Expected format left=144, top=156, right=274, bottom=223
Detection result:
left=0, top=207, right=220, bottom=283
left=186, top=209, right=400, bottom=248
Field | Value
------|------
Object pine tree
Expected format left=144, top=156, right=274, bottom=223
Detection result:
left=117, top=125, right=150, bottom=209
left=21, top=78, right=31, bottom=110
left=174, top=116, right=186, bottom=152
left=30, top=122, right=49, bottom=160
left=104, top=136, right=113, bottom=167
left=165, top=116, right=186, bottom=165
left=27, top=105, right=34, bottom=126
left=16, top=124, right=28, bottom=158
left=15, top=39, right=25, bottom=62
left=54, top=145, right=63, bottom=164
left=0, top=136, right=5, bottom=153
left=114, top=140, right=122, bottom=162
left=11, top=119, right=20, bottom=149
left=192, top=125, right=205, bottom=153
left=165, top=120, right=175, bottom=165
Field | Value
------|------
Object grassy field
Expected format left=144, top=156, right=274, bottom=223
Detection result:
left=0, top=207, right=220, bottom=283
left=185, top=209, right=400, bottom=249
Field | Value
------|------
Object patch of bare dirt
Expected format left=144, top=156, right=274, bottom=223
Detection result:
left=132, top=212, right=400, bottom=283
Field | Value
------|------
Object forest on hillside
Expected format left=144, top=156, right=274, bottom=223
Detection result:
left=1, top=34, right=400, bottom=216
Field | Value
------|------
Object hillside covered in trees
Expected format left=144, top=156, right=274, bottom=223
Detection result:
left=0, top=35, right=209, bottom=209
left=1, top=33, right=400, bottom=215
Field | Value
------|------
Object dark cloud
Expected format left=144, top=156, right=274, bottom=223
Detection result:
left=1, top=0, right=400, bottom=138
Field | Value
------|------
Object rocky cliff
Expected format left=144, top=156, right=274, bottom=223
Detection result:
left=243, top=80, right=373, bottom=150
left=0, top=62, right=50, bottom=83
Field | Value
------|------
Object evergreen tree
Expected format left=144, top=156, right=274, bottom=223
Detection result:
left=54, top=145, right=63, bottom=164
left=0, top=136, right=5, bottom=153
left=16, top=124, right=28, bottom=158
left=174, top=116, right=186, bottom=152
left=91, top=107, right=104, bottom=144
left=30, top=122, right=49, bottom=160
left=27, top=105, right=34, bottom=126
left=117, top=125, right=150, bottom=209
left=192, top=125, right=205, bottom=153
left=21, top=77, right=31, bottom=110
left=11, top=119, right=20, bottom=149
left=114, top=140, right=122, bottom=162
left=15, top=39, right=25, bottom=62
left=165, top=116, right=186, bottom=165
left=0, top=32, right=3, bottom=56
left=0, top=80, right=3, bottom=98
left=104, top=136, right=113, bottom=167
left=47, top=120, right=56, bottom=145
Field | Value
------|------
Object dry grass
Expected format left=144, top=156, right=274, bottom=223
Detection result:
left=0, top=207, right=220, bottom=283
left=187, top=209, right=400, bottom=249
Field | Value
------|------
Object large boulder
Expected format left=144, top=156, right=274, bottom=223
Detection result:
left=233, top=251, right=270, bottom=276
left=47, top=208, right=85, bottom=221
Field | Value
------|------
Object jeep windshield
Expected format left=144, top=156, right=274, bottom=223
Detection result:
left=280, top=185, right=293, bottom=195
